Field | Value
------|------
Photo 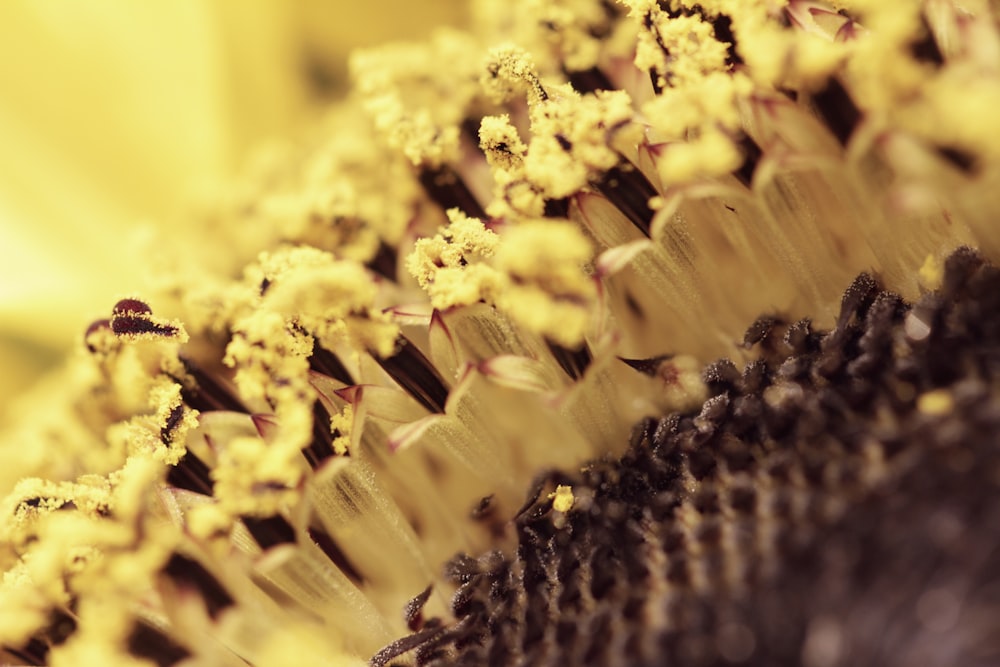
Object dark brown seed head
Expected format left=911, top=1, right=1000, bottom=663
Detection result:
left=374, top=249, right=1000, bottom=667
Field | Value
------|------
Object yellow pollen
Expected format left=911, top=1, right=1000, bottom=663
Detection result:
left=918, top=253, right=945, bottom=292
left=550, top=485, right=575, bottom=513
left=917, top=389, right=954, bottom=416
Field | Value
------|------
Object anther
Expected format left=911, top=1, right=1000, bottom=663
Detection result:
left=83, top=318, right=112, bottom=353
left=403, top=584, right=434, bottom=631
left=743, top=316, right=782, bottom=350
left=112, top=298, right=152, bottom=317
left=110, top=299, right=179, bottom=338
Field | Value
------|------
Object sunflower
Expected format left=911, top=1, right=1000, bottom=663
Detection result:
left=2, top=1, right=999, bottom=666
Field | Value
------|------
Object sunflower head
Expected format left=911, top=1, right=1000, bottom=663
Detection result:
left=2, top=1, right=1000, bottom=666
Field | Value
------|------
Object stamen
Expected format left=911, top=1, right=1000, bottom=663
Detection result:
left=159, top=404, right=186, bottom=446
left=374, top=336, right=450, bottom=414
left=110, top=298, right=180, bottom=338
left=403, top=584, right=434, bottom=631
left=833, top=272, right=879, bottom=333
left=370, top=626, right=446, bottom=667
left=657, top=3, right=742, bottom=67
left=112, top=297, right=151, bottom=317
left=702, top=359, right=741, bottom=395
left=742, top=316, right=783, bottom=350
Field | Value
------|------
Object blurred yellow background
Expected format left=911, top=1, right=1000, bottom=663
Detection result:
left=0, top=1, right=467, bottom=411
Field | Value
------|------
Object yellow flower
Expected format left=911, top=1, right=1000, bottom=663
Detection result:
left=2, top=1, right=999, bottom=666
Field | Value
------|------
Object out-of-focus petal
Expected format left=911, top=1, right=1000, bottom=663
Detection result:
left=0, top=2, right=316, bottom=403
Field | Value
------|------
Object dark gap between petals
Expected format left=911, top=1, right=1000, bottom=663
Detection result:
left=366, top=240, right=400, bottom=281
left=418, top=166, right=488, bottom=220
left=242, top=514, right=297, bottom=550
left=177, top=357, right=248, bottom=414
left=543, top=197, right=570, bottom=219
left=162, top=553, right=235, bottom=620
left=909, top=14, right=945, bottom=66
left=566, top=67, right=614, bottom=93
left=936, top=145, right=978, bottom=174
left=734, top=133, right=763, bottom=187
left=375, top=337, right=450, bottom=414
left=302, top=400, right=338, bottom=468
left=546, top=339, right=593, bottom=380
left=811, top=76, right=861, bottom=147
left=593, top=163, right=658, bottom=237
left=166, top=451, right=215, bottom=496
left=307, top=526, right=367, bottom=585
left=2, top=641, right=47, bottom=666
left=309, top=344, right=356, bottom=385
left=127, top=622, right=191, bottom=667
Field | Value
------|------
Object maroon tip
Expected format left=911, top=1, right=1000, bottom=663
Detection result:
left=110, top=314, right=178, bottom=338
left=83, top=318, right=112, bottom=352
left=619, top=354, right=674, bottom=377
left=112, top=298, right=152, bottom=317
